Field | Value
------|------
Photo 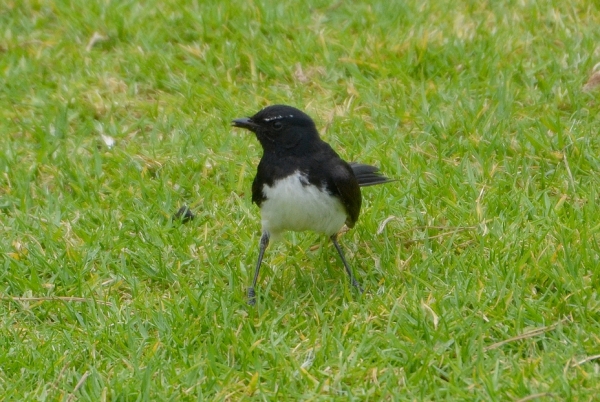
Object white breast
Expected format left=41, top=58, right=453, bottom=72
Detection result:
left=260, top=171, right=347, bottom=241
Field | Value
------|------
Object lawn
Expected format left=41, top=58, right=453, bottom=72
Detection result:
left=1, top=0, right=600, bottom=400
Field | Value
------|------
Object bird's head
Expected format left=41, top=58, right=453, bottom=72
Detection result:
left=232, top=105, right=320, bottom=152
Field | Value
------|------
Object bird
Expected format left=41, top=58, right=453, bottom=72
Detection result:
left=232, top=105, right=393, bottom=305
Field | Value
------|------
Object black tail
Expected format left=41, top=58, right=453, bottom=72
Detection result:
left=349, top=162, right=394, bottom=187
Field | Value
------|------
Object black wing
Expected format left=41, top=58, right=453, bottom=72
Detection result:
left=327, top=161, right=362, bottom=228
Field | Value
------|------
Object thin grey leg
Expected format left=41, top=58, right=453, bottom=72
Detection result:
left=248, top=231, right=270, bottom=305
left=330, top=234, right=364, bottom=293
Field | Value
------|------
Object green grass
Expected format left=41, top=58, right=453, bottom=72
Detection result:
left=2, top=0, right=600, bottom=400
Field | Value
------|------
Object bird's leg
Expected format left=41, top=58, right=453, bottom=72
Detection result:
left=330, top=234, right=364, bottom=293
left=248, top=231, right=270, bottom=305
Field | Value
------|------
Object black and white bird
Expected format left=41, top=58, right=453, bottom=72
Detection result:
left=232, top=105, right=392, bottom=305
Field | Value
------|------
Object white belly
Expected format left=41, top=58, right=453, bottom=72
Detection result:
left=260, top=171, right=347, bottom=241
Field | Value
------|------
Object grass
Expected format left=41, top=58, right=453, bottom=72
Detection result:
left=1, top=0, right=600, bottom=399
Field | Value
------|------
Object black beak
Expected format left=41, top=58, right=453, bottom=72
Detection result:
left=231, top=117, right=257, bottom=131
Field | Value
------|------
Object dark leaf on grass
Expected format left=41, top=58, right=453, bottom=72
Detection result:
left=173, top=205, right=195, bottom=223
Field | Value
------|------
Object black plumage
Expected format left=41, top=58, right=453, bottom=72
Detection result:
left=232, top=104, right=392, bottom=304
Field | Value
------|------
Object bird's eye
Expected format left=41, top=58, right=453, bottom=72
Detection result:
left=272, top=121, right=283, bottom=130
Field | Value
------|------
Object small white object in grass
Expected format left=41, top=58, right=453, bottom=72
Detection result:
left=101, top=134, right=116, bottom=148
left=377, top=215, right=398, bottom=235
left=86, top=32, right=107, bottom=52
left=293, top=348, right=315, bottom=377
left=422, top=302, right=439, bottom=329
left=294, top=63, right=309, bottom=83
left=300, top=349, right=315, bottom=370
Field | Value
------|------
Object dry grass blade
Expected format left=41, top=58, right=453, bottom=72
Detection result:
left=67, top=371, right=90, bottom=402
left=2, top=296, right=113, bottom=307
left=484, top=316, right=571, bottom=352
left=570, top=354, right=600, bottom=367
left=515, top=392, right=556, bottom=402
left=390, top=225, right=478, bottom=240
left=583, top=71, right=600, bottom=92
